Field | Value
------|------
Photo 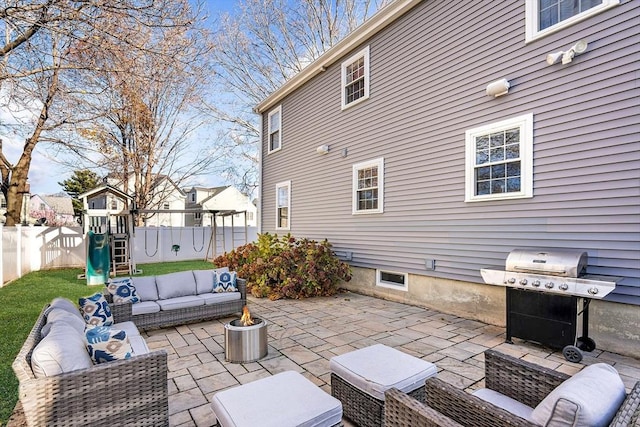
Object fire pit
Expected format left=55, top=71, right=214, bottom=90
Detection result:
left=224, top=306, right=268, bottom=363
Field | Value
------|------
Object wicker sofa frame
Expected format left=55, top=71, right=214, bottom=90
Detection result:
left=12, top=304, right=168, bottom=427
left=107, top=278, right=247, bottom=330
left=386, top=349, right=640, bottom=427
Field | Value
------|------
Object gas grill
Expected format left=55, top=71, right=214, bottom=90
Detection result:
left=481, top=248, right=619, bottom=362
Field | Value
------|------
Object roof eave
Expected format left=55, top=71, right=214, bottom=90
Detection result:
left=254, top=0, right=421, bottom=115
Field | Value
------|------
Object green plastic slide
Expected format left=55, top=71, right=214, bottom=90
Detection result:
left=86, top=230, right=110, bottom=285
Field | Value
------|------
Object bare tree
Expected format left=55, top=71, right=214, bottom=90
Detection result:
left=0, top=0, right=202, bottom=225
left=206, top=0, right=390, bottom=194
left=68, top=21, right=220, bottom=225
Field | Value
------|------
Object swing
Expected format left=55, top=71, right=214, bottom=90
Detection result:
left=192, top=226, right=205, bottom=252
left=170, top=225, right=182, bottom=255
left=144, top=227, right=159, bottom=257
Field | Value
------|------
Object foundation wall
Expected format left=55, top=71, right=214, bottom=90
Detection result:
left=342, top=266, right=639, bottom=358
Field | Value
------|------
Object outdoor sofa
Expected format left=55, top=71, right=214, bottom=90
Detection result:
left=384, top=349, right=640, bottom=427
left=12, top=298, right=168, bottom=426
left=104, top=268, right=246, bottom=329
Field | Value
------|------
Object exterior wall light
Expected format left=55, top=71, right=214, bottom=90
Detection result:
left=546, top=40, right=588, bottom=65
left=486, top=78, right=511, bottom=97
left=316, top=144, right=330, bottom=155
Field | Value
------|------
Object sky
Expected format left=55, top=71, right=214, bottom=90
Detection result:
left=0, top=0, right=241, bottom=196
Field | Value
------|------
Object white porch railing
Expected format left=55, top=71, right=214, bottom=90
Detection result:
left=0, top=224, right=258, bottom=286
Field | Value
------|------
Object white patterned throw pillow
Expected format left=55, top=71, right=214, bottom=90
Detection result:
left=85, top=326, right=133, bottom=364
left=107, top=278, right=140, bottom=303
left=79, top=293, right=113, bottom=326
left=213, top=271, right=237, bottom=293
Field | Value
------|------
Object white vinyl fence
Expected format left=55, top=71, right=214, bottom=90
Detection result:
left=0, top=224, right=257, bottom=286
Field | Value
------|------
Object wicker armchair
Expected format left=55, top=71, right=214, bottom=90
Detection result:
left=12, top=305, right=169, bottom=426
left=386, top=349, right=640, bottom=427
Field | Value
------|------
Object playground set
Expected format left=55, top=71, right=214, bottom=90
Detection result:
left=77, top=185, right=249, bottom=285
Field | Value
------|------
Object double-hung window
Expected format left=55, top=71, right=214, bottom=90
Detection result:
left=275, top=181, right=290, bottom=230
left=465, top=114, right=533, bottom=202
left=526, top=0, right=619, bottom=42
left=341, top=46, right=370, bottom=109
left=352, top=158, right=384, bottom=214
left=268, top=106, right=282, bottom=153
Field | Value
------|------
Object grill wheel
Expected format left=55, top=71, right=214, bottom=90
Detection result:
left=562, top=345, right=583, bottom=363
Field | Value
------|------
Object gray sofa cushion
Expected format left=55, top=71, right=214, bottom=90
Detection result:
left=198, top=292, right=242, bottom=305
left=46, top=297, right=83, bottom=319
left=193, top=267, right=232, bottom=294
left=131, top=276, right=159, bottom=301
left=132, top=301, right=161, bottom=315
left=31, top=322, right=93, bottom=378
left=156, top=295, right=204, bottom=311
left=42, top=308, right=86, bottom=337
left=156, top=271, right=197, bottom=299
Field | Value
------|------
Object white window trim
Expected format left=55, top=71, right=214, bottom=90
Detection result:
left=275, top=180, right=291, bottom=230
left=376, top=269, right=408, bottom=291
left=267, top=105, right=282, bottom=154
left=525, top=0, right=619, bottom=43
left=352, top=157, right=384, bottom=214
left=465, top=113, right=534, bottom=203
left=341, top=46, right=370, bottom=110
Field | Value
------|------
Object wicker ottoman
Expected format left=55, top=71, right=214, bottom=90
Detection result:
left=211, top=371, right=343, bottom=427
left=330, top=344, right=437, bottom=427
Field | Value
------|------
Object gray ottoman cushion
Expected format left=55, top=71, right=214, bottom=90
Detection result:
left=330, top=343, right=437, bottom=401
left=212, top=371, right=342, bottom=427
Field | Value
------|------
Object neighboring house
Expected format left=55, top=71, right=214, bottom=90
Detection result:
left=103, top=174, right=186, bottom=227
left=184, top=186, right=257, bottom=227
left=256, top=0, right=640, bottom=355
left=29, top=195, right=76, bottom=226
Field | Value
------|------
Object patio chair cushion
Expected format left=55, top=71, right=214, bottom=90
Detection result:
left=531, top=363, right=626, bottom=427
left=79, top=292, right=113, bottom=326
left=85, top=325, right=133, bottom=364
left=41, top=308, right=87, bottom=337
left=213, top=271, right=237, bottom=293
left=156, top=270, right=197, bottom=299
left=193, top=267, right=229, bottom=294
left=472, top=388, right=535, bottom=420
left=131, top=276, right=159, bottom=301
left=212, top=370, right=343, bottom=427
left=107, top=278, right=140, bottom=303
left=31, top=322, right=93, bottom=377
left=330, top=343, right=438, bottom=401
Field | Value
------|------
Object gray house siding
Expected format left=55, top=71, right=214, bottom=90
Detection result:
left=260, top=0, right=640, bottom=304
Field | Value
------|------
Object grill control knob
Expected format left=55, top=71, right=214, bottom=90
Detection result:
left=588, top=287, right=599, bottom=295
left=532, top=280, right=541, bottom=287
left=545, top=282, right=554, bottom=289
left=519, top=279, right=528, bottom=286
left=507, top=277, right=516, bottom=284
left=559, top=283, right=569, bottom=291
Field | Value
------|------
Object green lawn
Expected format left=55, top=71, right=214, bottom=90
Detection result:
left=0, top=260, right=214, bottom=425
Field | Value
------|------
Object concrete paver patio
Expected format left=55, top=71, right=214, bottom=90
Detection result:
left=144, top=291, right=640, bottom=427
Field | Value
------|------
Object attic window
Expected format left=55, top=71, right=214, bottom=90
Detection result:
left=268, top=105, right=282, bottom=153
left=341, top=46, right=370, bottom=109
